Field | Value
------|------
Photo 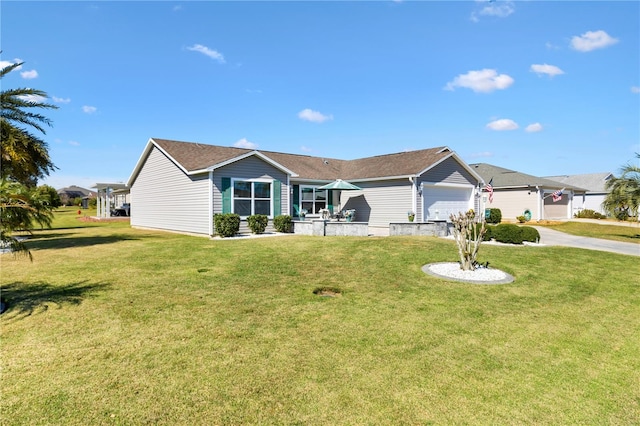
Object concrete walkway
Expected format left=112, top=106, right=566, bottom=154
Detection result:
left=532, top=226, right=640, bottom=257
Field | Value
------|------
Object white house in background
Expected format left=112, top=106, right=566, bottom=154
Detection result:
left=127, top=138, right=483, bottom=236
left=544, top=172, right=613, bottom=216
left=470, top=163, right=587, bottom=221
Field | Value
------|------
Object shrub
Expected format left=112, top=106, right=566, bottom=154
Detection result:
left=520, top=226, right=540, bottom=243
left=483, top=225, right=494, bottom=241
left=486, top=208, right=502, bottom=224
left=516, top=215, right=527, bottom=223
left=492, top=224, right=523, bottom=244
left=273, top=215, right=292, bottom=233
left=574, top=209, right=606, bottom=219
left=214, top=213, right=240, bottom=237
left=247, top=214, right=268, bottom=234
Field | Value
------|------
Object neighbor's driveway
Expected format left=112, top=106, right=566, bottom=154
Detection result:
left=532, top=226, right=640, bottom=257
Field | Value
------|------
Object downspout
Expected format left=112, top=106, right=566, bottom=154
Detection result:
left=209, top=171, right=214, bottom=236
left=536, top=186, right=541, bottom=220
left=409, top=176, right=417, bottom=221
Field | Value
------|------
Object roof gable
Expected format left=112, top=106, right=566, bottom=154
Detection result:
left=470, top=163, right=587, bottom=191
left=129, top=138, right=478, bottom=185
left=544, top=172, right=613, bottom=192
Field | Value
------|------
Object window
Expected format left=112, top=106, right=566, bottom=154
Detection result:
left=300, top=186, right=327, bottom=215
left=233, top=180, right=272, bottom=217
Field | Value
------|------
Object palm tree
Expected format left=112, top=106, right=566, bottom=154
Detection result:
left=1, top=60, right=58, bottom=258
left=1, top=61, right=57, bottom=186
left=602, top=154, right=640, bottom=220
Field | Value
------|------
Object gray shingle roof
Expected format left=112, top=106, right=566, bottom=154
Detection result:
left=544, top=172, right=612, bottom=193
left=152, top=138, right=453, bottom=181
left=469, top=163, right=587, bottom=191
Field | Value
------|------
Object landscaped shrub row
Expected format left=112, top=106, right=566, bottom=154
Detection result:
left=485, top=224, right=540, bottom=244
left=574, top=209, right=606, bottom=219
left=214, top=214, right=295, bottom=237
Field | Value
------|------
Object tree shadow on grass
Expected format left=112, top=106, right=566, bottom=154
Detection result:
left=617, top=233, right=640, bottom=241
left=0, top=280, right=110, bottom=320
left=25, top=234, right=139, bottom=250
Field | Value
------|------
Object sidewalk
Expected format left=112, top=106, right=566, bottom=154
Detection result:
left=532, top=226, right=640, bottom=257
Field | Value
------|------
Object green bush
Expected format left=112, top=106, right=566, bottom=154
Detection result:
left=516, top=215, right=527, bottom=223
left=492, top=224, right=523, bottom=244
left=214, top=213, right=240, bottom=237
left=574, top=209, right=606, bottom=219
left=486, top=208, right=502, bottom=224
left=520, top=226, right=540, bottom=243
left=247, top=214, right=268, bottom=234
left=273, top=215, right=292, bottom=233
left=483, top=225, right=494, bottom=241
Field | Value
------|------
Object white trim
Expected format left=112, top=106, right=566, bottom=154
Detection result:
left=208, top=150, right=298, bottom=177
left=416, top=151, right=484, bottom=184
left=421, top=181, right=475, bottom=189
left=231, top=177, right=274, bottom=218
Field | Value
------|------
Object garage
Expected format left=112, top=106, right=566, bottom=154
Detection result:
left=544, top=192, right=569, bottom=219
left=423, top=185, right=473, bottom=221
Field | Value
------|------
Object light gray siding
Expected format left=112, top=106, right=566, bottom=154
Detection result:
left=421, top=157, right=477, bottom=185
left=212, top=155, right=289, bottom=216
left=486, top=189, right=540, bottom=221
left=340, top=180, right=413, bottom=227
left=130, top=146, right=211, bottom=235
left=418, top=157, right=479, bottom=221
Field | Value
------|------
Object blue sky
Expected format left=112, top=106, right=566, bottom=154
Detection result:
left=2, top=1, right=639, bottom=190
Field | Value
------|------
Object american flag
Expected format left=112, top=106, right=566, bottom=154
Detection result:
left=484, top=178, right=494, bottom=203
left=552, top=188, right=564, bottom=202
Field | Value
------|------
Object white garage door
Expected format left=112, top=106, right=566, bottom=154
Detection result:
left=423, top=185, right=473, bottom=221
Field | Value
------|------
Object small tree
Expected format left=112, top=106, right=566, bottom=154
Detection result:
left=450, top=209, right=486, bottom=271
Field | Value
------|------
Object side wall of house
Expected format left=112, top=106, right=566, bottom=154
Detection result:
left=489, top=189, right=539, bottom=221
left=340, top=180, right=413, bottom=227
left=130, top=146, right=211, bottom=235
left=212, top=155, right=289, bottom=216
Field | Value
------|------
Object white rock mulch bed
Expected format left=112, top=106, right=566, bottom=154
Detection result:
left=422, top=262, right=515, bottom=285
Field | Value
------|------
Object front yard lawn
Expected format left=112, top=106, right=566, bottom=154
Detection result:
left=2, top=213, right=639, bottom=424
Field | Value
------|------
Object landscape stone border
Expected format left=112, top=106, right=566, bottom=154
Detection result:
left=422, top=262, right=515, bottom=285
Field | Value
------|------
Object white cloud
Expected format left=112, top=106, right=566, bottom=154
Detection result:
left=530, top=63, right=564, bottom=77
left=82, top=105, right=97, bottom=114
left=471, top=1, right=515, bottom=21
left=18, top=94, right=47, bottom=103
left=525, top=123, right=543, bottom=133
left=52, top=96, right=71, bottom=104
left=444, top=69, right=514, bottom=93
left=187, top=44, right=225, bottom=63
left=298, top=108, right=333, bottom=123
left=300, top=146, right=313, bottom=153
left=469, top=151, right=494, bottom=158
left=631, top=86, right=640, bottom=94
left=570, top=30, right=618, bottom=52
left=233, top=138, right=258, bottom=149
left=69, top=140, right=80, bottom=146
left=545, top=42, right=561, bottom=50
left=0, top=58, right=23, bottom=71
left=486, top=119, right=518, bottom=131
left=20, top=69, right=38, bottom=79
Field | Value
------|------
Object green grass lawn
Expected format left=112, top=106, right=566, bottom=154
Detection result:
left=538, top=220, right=640, bottom=243
left=2, top=209, right=639, bottom=424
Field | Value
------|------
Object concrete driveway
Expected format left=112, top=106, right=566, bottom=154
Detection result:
left=532, top=226, right=640, bottom=257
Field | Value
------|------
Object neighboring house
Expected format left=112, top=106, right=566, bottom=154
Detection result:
left=544, top=172, right=613, bottom=216
left=127, top=138, right=483, bottom=236
left=470, top=163, right=587, bottom=221
left=57, top=185, right=96, bottom=207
